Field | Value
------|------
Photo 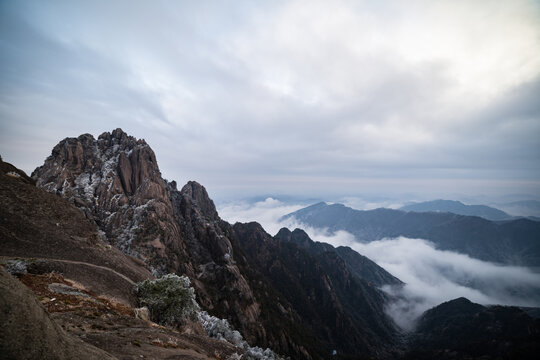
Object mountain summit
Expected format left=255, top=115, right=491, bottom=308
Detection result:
left=29, top=129, right=403, bottom=359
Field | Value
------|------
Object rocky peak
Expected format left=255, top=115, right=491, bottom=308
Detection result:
left=32, top=129, right=173, bottom=263
left=180, top=181, right=219, bottom=221
left=97, top=128, right=147, bottom=148
left=30, top=129, right=409, bottom=359
left=33, top=128, right=160, bottom=200
left=276, top=227, right=328, bottom=250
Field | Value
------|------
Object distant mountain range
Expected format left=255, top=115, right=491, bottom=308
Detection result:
left=400, top=199, right=512, bottom=221
left=399, top=199, right=540, bottom=221
left=282, top=202, right=540, bottom=266
left=495, top=200, right=540, bottom=218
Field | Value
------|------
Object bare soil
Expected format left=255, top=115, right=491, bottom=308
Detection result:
left=15, top=271, right=239, bottom=360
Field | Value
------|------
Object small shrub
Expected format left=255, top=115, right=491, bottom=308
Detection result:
left=134, top=274, right=200, bottom=328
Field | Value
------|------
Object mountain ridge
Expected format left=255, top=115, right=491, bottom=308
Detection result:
left=282, top=202, right=540, bottom=266
left=275, top=228, right=403, bottom=288
left=400, top=199, right=511, bottom=221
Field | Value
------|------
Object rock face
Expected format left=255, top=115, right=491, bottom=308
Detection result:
left=32, top=129, right=183, bottom=272
left=31, top=129, right=404, bottom=359
left=0, top=267, right=116, bottom=360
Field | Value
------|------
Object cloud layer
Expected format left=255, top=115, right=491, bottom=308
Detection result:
left=219, top=199, right=540, bottom=330
left=354, top=237, right=540, bottom=330
left=1, top=0, right=539, bottom=200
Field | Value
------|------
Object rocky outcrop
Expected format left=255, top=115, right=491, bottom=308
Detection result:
left=32, top=129, right=184, bottom=273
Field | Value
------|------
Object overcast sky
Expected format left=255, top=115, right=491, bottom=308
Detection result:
left=1, top=0, right=539, bottom=202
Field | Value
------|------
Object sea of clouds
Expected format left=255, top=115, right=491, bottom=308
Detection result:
left=218, top=198, right=540, bottom=330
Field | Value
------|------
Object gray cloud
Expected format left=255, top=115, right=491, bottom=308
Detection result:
left=1, top=0, right=539, bottom=200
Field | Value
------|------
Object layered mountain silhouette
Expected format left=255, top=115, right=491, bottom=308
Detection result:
left=3, top=129, right=539, bottom=359
left=282, top=202, right=540, bottom=266
left=496, top=200, right=540, bottom=219
left=400, top=199, right=512, bottom=221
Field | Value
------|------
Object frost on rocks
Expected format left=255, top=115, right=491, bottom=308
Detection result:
left=5, top=260, right=28, bottom=276
left=74, top=172, right=101, bottom=202
left=115, top=200, right=154, bottom=254
left=101, top=152, right=119, bottom=178
left=32, top=131, right=173, bottom=272
left=198, top=311, right=285, bottom=360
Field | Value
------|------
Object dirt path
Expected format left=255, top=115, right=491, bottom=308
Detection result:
left=1, top=256, right=136, bottom=285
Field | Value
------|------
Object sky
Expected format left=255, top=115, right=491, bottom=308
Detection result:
left=1, top=0, right=540, bottom=203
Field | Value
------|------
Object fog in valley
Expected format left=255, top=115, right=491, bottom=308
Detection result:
left=219, top=198, right=540, bottom=330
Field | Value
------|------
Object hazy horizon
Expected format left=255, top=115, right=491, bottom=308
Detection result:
left=1, top=1, right=539, bottom=202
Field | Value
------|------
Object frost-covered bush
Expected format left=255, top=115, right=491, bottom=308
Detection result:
left=199, top=311, right=285, bottom=360
left=244, top=347, right=283, bottom=360
left=199, top=311, right=244, bottom=346
left=134, top=274, right=200, bottom=327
